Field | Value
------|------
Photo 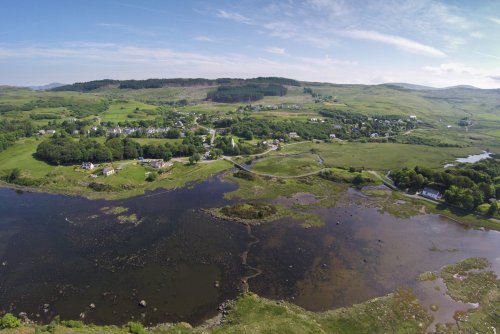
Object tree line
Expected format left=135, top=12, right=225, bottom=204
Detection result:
left=52, top=77, right=299, bottom=92
left=214, top=117, right=334, bottom=140
left=0, top=96, right=109, bottom=118
left=36, top=134, right=207, bottom=165
left=391, top=160, right=500, bottom=213
left=0, top=119, right=34, bottom=153
left=207, top=84, right=288, bottom=103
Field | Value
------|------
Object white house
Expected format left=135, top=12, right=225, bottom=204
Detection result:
left=102, top=167, right=115, bottom=177
left=81, top=162, right=95, bottom=170
left=288, top=132, right=300, bottom=139
left=46, top=129, right=56, bottom=135
left=421, top=187, right=442, bottom=200
left=329, top=134, right=336, bottom=139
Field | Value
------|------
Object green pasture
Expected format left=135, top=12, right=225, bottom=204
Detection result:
left=275, top=141, right=483, bottom=170
left=100, top=100, right=158, bottom=123
left=251, top=153, right=323, bottom=176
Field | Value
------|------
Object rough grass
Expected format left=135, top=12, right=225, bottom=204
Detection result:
left=251, top=153, right=323, bottom=176
left=275, top=141, right=483, bottom=170
left=224, top=172, right=345, bottom=204
left=0, top=138, right=53, bottom=177
left=220, top=202, right=278, bottom=220
left=209, top=202, right=323, bottom=227
left=440, top=257, right=498, bottom=303
left=100, top=100, right=158, bottom=123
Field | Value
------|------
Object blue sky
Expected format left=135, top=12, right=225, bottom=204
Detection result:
left=1, top=0, right=500, bottom=87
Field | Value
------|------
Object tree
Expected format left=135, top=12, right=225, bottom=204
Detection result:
left=488, top=202, right=498, bottom=216
left=6, top=168, right=21, bottom=183
left=166, top=128, right=181, bottom=139
left=105, top=137, right=124, bottom=160
left=123, top=139, right=142, bottom=159
left=189, top=152, right=201, bottom=165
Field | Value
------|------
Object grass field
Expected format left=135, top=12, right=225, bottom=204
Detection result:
left=100, top=100, right=158, bottom=123
left=0, top=138, right=53, bottom=177
left=251, top=153, right=323, bottom=176
left=274, top=141, right=484, bottom=170
left=0, top=138, right=232, bottom=199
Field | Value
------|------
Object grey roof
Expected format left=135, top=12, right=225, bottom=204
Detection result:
left=422, top=187, right=440, bottom=195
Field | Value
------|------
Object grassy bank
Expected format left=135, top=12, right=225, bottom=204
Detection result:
left=0, top=139, right=232, bottom=200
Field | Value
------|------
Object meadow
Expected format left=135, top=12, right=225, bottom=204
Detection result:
left=267, top=141, right=484, bottom=171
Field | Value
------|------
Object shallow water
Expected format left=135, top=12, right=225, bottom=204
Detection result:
left=248, top=206, right=500, bottom=313
left=0, top=179, right=499, bottom=327
left=444, top=151, right=492, bottom=167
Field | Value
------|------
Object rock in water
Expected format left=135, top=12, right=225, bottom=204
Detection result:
left=139, top=300, right=147, bottom=307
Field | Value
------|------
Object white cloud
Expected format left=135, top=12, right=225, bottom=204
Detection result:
left=422, top=62, right=500, bottom=88
left=443, top=35, right=466, bottom=50
left=475, top=52, right=500, bottom=61
left=97, top=23, right=157, bottom=37
left=0, top=42, right=498, bottom=89
left=424, top=62, right=478, bottom=75
left=193, top=35, right=214, bottom=42
left=0, top=42, right=363, bottom=86
left=265, top=47, right=286, bottom=55
left=469, top=31, right=484, bottom=39
left=342, top=30, right=446, bottom=57
left=305, top=0, right=348, bottom=17
left=262, top=21, right=334, bottom=48
left=428, top=2, right=470, bottom=30
left=489, top=17, right=500, bottom=25
left=216, top=10, right=252, bottom=24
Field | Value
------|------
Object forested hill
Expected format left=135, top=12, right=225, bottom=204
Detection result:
left=51, top=77, right=300, bottom=92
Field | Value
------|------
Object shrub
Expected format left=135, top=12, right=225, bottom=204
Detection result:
left=233, top=170, right=256, bottom=181
left=126, top=321, right=147, bottom=334
left=61, top=320, right=84, bottom=328
left=0, top=313, right=21, bottom=329
left=88, top=182, right=113, bottom=192
left=146, top=172, right=157, bottom=182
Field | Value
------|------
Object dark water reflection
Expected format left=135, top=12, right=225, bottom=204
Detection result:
left=0, top=178, right=248, bottom=325
left=0, top=179, right=499, bottom=326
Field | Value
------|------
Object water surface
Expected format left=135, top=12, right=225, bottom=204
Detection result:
left=1, top=179, right=499, bottom=328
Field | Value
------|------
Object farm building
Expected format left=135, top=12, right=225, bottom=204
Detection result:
left=81, top=162, right=95, bottom=170
left=102, top=167, right=115, bottom=177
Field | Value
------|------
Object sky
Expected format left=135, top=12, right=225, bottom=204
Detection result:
left=1, top=0, right=500, bottom=88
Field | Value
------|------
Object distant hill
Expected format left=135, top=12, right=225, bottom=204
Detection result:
left=384, top=83, right=439, bottom=91
left=444, top=85, right=479, bottom=90
left=385, top=82, right=480, bottom=91
left=30, top=82, right=66, bottom=91
left=51, top=77, right=300, bottom=92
